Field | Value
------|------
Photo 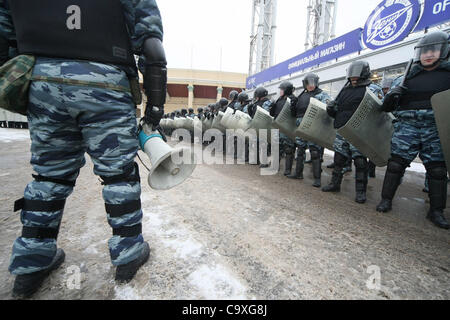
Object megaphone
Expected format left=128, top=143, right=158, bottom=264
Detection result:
left=139, top=123, right=196, bottom=190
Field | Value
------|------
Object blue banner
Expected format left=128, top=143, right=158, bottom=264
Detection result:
left=246, top=28, right=363, bottom=89
left=414, top=0, right=450, bottom=31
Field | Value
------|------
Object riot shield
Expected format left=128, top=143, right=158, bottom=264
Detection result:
left=173, top=117, right=184, bottom=129
left=294, top=98, right=336, bottom=150
left=272, top=98, right=297, bottom=140
left=182, top=117, right=194, bottom=131
left=248, top=106, right=275, bottom=140
left=431, top=89, right=450, bottom=171
left=203, top=117, right=213, bottom=131
left=220, top=108, right=234, bottom=129
left=212, top=111, right=226, bottom=132
left=233, top=110, right=252, bottom=131
left=336, top=88, right=394, bottom=166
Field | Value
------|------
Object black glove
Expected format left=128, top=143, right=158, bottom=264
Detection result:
left=326, top=100, right=337, bottom=118
left=380, top=86, right=406, bottom=112
left=144, top=105, right=164, bottom=128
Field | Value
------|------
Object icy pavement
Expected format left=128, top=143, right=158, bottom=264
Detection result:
left=0, top=128, right=30, bottom=143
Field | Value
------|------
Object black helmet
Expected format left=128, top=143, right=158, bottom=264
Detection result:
left=254, top=86, right=268, bottom=99
left=197, top=107, right=204, bottom=113
left=302, top=73, right=319, bottom=89
left=238, top=92, right=249, bottom=103
left=347, top=60, right=371, bottom=80
left=229, top=90, right=239, bottom=101
left=279, top=81, right=294, bottom=96
left=188, top=108, right=194, bottom=113
left=219, top=98, right=228, bottom=107
left=181, top=108, right=187, bottom=116
left=414, top=31, right=449, bottom=66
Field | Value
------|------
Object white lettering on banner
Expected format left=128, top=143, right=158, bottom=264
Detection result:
left=433, top=0, right=450, bottom=14
left=287, top=41, right=347, bottom=70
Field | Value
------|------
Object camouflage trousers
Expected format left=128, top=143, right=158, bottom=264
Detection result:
left=391, top=110, right=445, bottom=165
left=295, top=117, right=323, bottom=152
left=279, top=132, right=296, bottom=155
left=9, top=59, right=145, bottom=275
left=333, top=133, right=363, bottom=159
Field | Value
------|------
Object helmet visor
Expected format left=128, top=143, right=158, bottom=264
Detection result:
left=302, top=77, right=319, bottom=88
left=347, top=64, right=364, bottom=79
left=414, top=42, right=446, bottom=62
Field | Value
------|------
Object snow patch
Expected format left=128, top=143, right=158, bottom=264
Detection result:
left=114, top=285, right=141, bottom=300
left=406, top=162, right=426, bottom=174
left=0, top=128, right=30, bottom=143
left=162, top=237, right=203, bottom=259
left=188, top=264, right=247, bottom=300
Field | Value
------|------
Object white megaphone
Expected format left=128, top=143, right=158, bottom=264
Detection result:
left=139, top=123, right=196, bottom=190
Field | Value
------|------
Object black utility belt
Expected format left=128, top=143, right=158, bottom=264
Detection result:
left=396, top=106, right=432, bottom=112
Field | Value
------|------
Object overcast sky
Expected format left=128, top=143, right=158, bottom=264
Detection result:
left=157, top=0, right=384, bottom=74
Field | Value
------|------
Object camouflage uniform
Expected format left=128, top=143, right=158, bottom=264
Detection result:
left=0, top=0, right=164, bottom=275
left=389, top=75, right=445, bottom=164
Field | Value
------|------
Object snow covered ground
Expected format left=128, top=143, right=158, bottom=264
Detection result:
left=0, top=128, right=30, bottom=143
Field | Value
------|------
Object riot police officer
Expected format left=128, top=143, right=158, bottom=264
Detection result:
left=0, top=0, right=166, bottom=297
left=376, top=31, right=450, bottom=229
left=236, top=91, right=250, bottom=113
left=269, top=81, right=298, bottom=175
left=247, top=87, right=272, bottom=166
left=288, top=73, right=331, bottom=187
left=247, top=86, right=272, bottom=118
left=181, top=108, right=188, bottom=118
left=188, top=108, right=195, bottom=118
left=227, top=90, right=239, bottom=112
left=197, top=107, right=204, bottom=120
left=323, top=61, right=383, bottom=203
left=218, top=98, right=229, bottom=113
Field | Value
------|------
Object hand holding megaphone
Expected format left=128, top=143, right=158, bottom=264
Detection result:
left=138, top=122, right=196, bottom=190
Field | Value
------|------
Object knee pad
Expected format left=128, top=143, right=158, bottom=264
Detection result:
left=31, top=170, right=79, bottom=187
left=427, top=165, right=447, bottom=180
left=387, top=157, right=408, bottom=174
left=100, top=162, right=140, bottom=186
left=334, top=151, right=348, bottom=167
left=354, top=157, right=368, bottom=170
left=310, top=147, right=320, bottom=160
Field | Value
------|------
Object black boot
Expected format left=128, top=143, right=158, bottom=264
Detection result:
left=376, top=159, right=405, bottom=212
left=312, top=158, right=322, bottom=188
left=322, top=152, right=346, bottom=192
left=322, top=169, right=343, bottom=192
left=283, top=153, right=294, bottom=176
left=287, top=149, right=304, bottom=179
left=116, top=242, right=150, bottom=283
left=12, top=248, right=65, bottom=299
left=310, top=148, right=322, bottom=187
left=354, top=157, right=368, bottom=204
left=426, top=167, right=449, bottom=229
